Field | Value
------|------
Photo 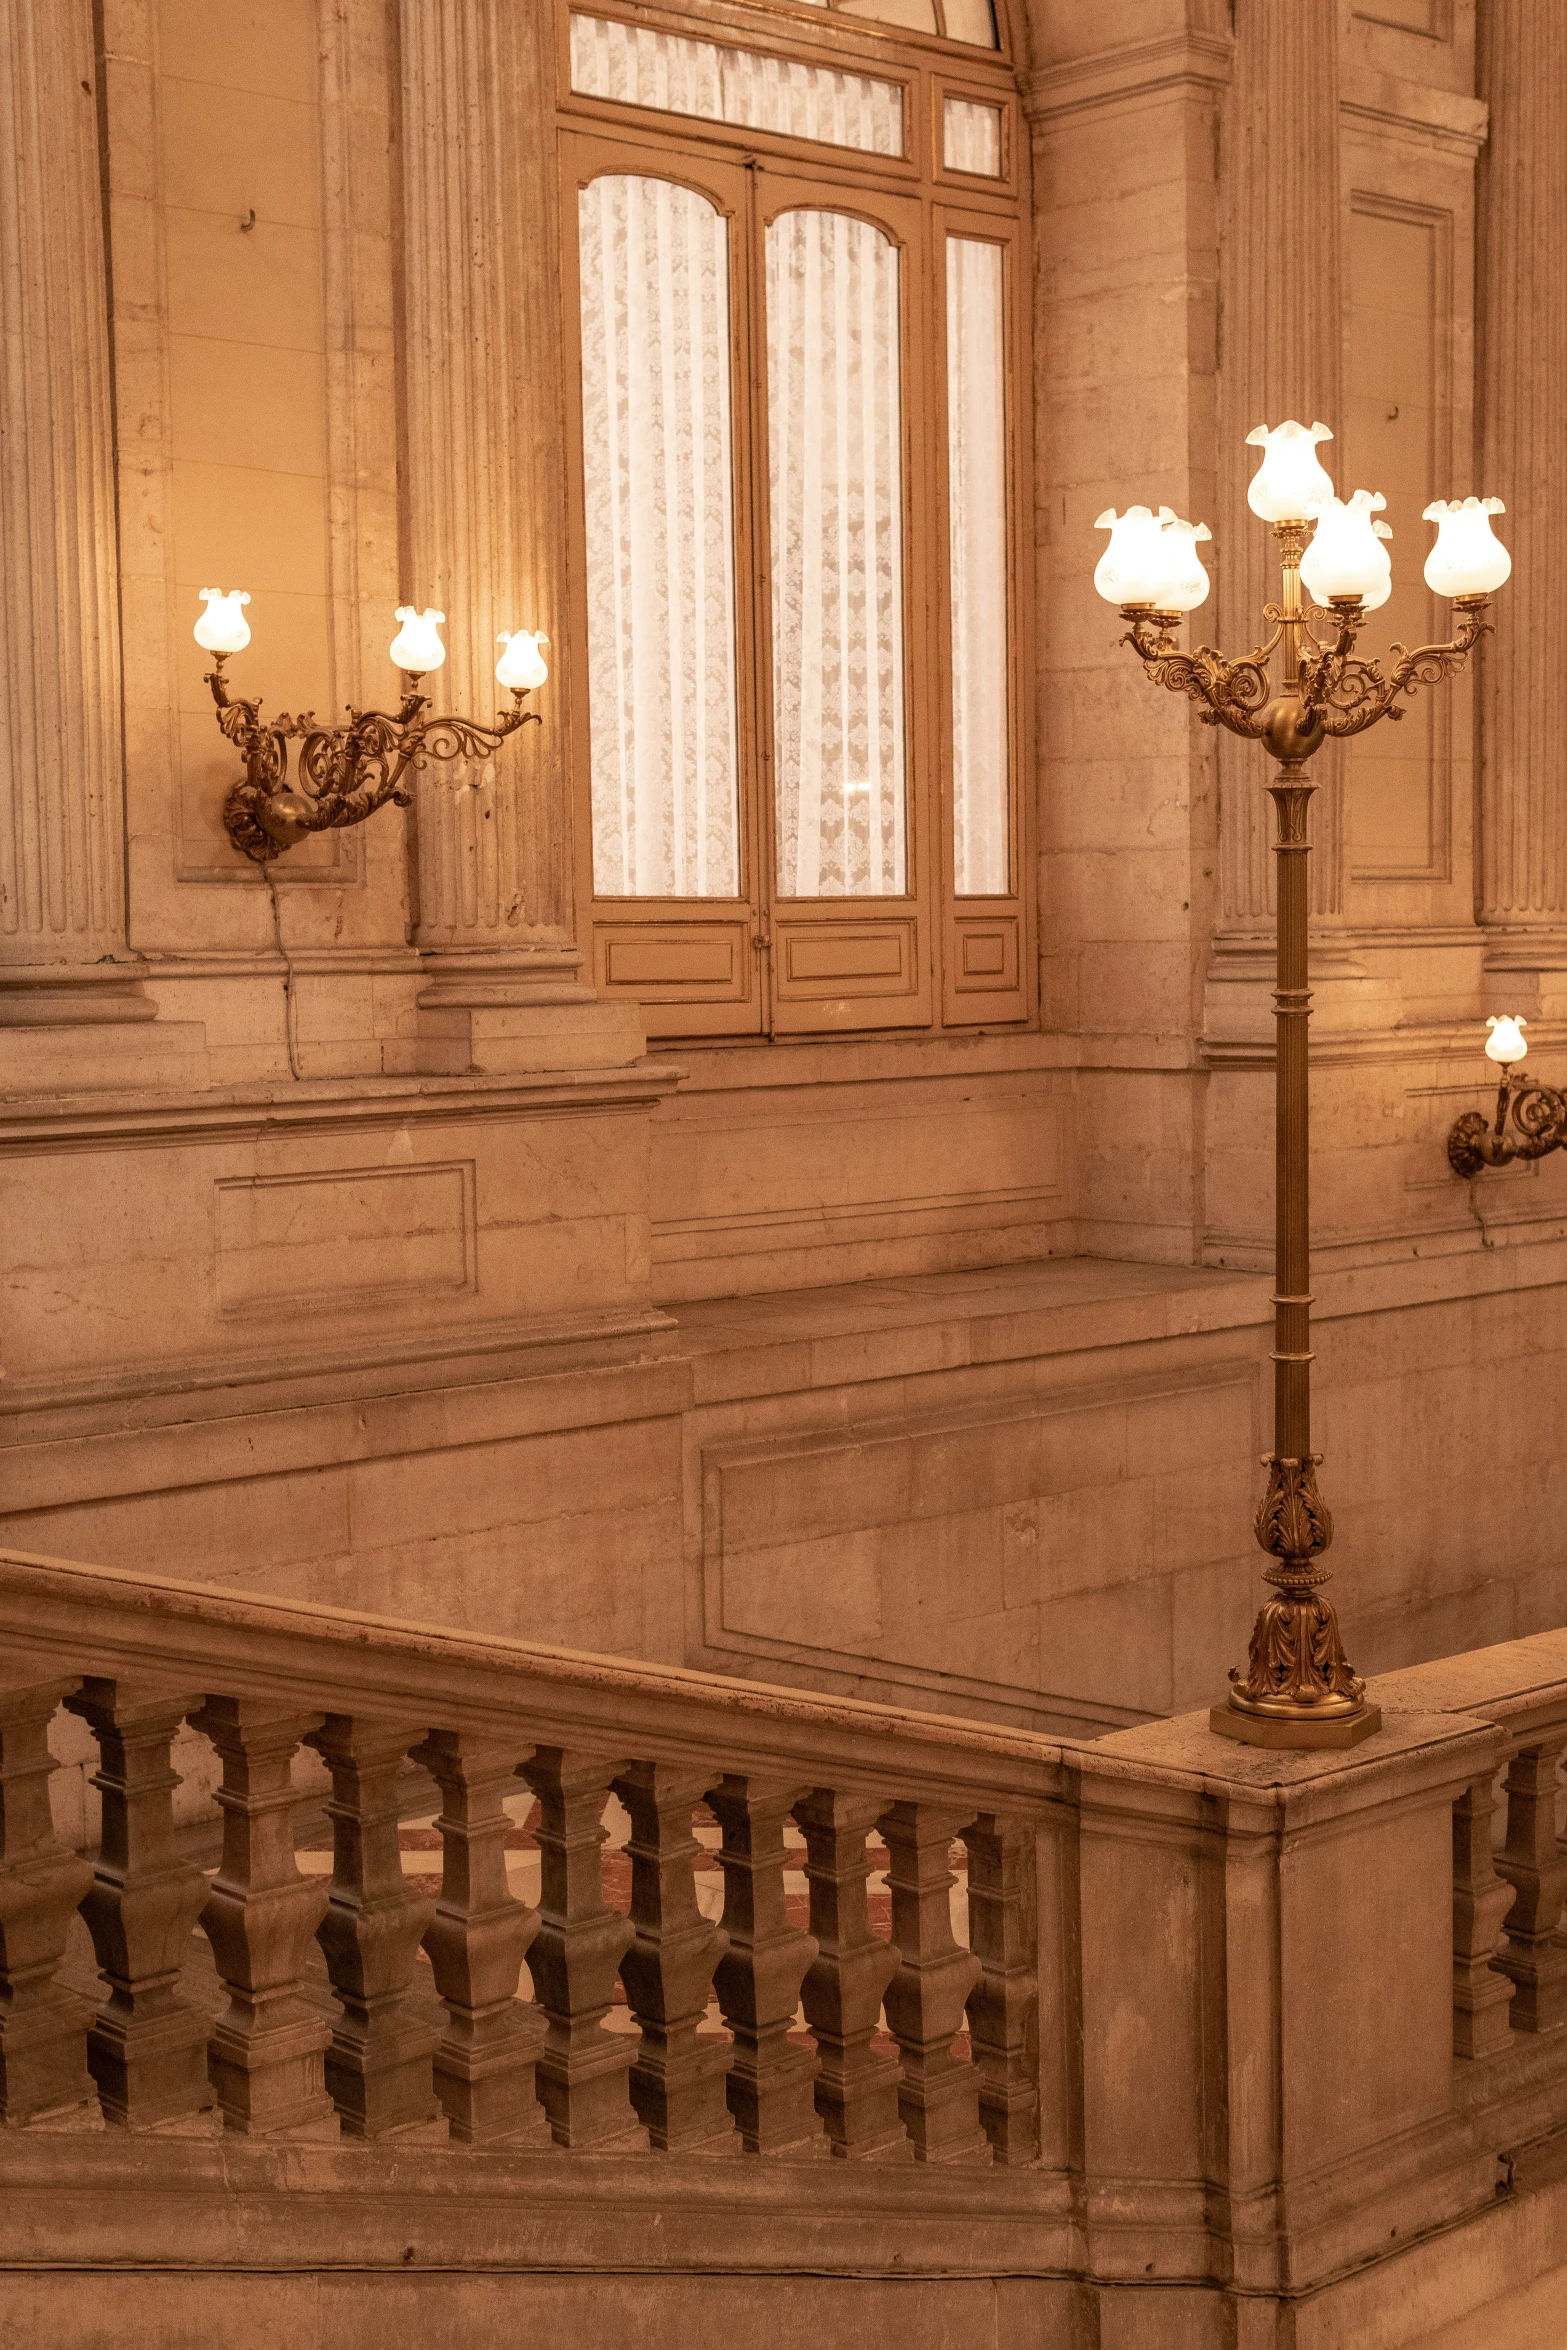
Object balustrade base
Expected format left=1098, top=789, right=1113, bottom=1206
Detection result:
left=1209, top=1701, right=1382, bottom=1748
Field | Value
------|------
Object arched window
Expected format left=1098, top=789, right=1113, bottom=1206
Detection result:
left=560, top=0, right=1028, bottom=1034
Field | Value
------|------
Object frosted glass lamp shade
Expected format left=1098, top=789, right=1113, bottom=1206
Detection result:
left=194, top=588, right=251, bottom=655
left=1422, top=498, right=1511, bottom=598
left=495, top=629, right=549, bottom=691
left=1485, top=1014, right=1528, bottom=1066
left=1093, top=504, right=1174, bottom=607
left=390, top=606, right=447, bottom=673
left=1151, top=516, right=1212, bottom=613
left=1245, top=421, right=1334, bottom=522
left=1299, top=490, right=1393, bottom=610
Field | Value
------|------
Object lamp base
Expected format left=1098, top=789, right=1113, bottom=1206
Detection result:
left=1208, top=1701, right=1382, bottom=1751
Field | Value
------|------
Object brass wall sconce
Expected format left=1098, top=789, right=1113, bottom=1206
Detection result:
left=1448, top=1017, right=1566, bottom=1175
left=194, top=592, right=548, bottom=864
left=1095, top=427, right=1511, bottom=1749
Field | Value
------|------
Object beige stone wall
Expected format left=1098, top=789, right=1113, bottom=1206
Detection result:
left=0, top=0, right=1559, bottom=1730
left=6, top=1247, right=1563, bottom=1735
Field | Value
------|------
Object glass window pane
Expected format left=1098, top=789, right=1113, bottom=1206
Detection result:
left=579, top=176, right=741, bottom=899
left=766, top=210, right=907, bottom=899
left=570, top=14, right=904, bottom=157
left=940, top=0, right=999, bottom=45
left=943, top=96, right=1003, bottom=175
left=946, top=235, right=1009, bottom=896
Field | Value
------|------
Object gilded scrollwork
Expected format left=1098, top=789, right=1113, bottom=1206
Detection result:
left=1447, top=1071, right=1567, bottom=1177
left=206, top=660, right=540, bottom=865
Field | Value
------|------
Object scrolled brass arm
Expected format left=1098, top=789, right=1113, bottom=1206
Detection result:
left=206, top=657, right=541, bottom=865
left=1300, top=597, right=1491, bottom=741
left=1448, top=1067, right=1567, bottom=1179
left=1119, top=613, right=1276, bottom=737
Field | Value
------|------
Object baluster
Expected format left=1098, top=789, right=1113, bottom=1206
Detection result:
left=879, top=1801, right=986, bottom=2163
left=1452, top=1769, right=1516, bottom=2059
left=1495, top=1735, right=1567, bottom=2032
left=613, top=1761, right=735, bottom=2153
left=962, top=1813, right=1038, bottom=2163
left=411, top=1730, right=550, bottom=2147
left=63, top=1680, right=212, bottom=2129
left=187, top=1698, right=335, bottom=2136
left=707, top=1775, right=823, bottom=2158
left=0, top=1668, right=94, bottom=2126
left=305, top=1716, right=440, bottom=2139
left=793, top=1788, right=909, bottom=2163
left=520, top=1747, right=645, bottom=2150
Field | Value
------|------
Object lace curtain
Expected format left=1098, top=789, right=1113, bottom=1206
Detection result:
left=570, top=15, right=904, bottom=156
left=946, top=235, right=1009, bottom=895
left=579, top=175, right=741, bottom=899
left=767, top=209, right=907, bottom=898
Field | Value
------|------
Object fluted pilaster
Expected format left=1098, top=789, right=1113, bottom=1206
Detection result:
left=0, top=0, right=147, bottom=1024
left=1215, top=0, right=1343, bottom=929
left=1475, top=0, right=1567, bottom=938
left=398, top=2, right=641, bottom=1070
left=399, top=0, right=572, bottom=965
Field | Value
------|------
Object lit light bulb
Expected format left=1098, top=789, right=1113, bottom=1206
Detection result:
left=1485, top=1014, right=1528, bottom=1066
left=194, top=588, right=251, bottom=655
left=495, top=629, right=549, bottom=692
left=1299, top=490, right=1393, bottom=610
left=389, top=606, right=447, bottom=674
left=1093, top=505, right=1176, bottom=608
left=1150, top=515, right=1212, bottom=613
left=1245, top=421, right=1335, bottom=522
left=1422, top=499, right=1511, bottom=598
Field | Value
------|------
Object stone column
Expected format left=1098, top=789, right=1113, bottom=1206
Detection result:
left=398, top=0, right=641, bottom=1072
left=0, top=0, right=149, bottom=1031
left=1474, top=0, right=1567, bottom=1009
left=1205, top=0, right=1368, bottom=1051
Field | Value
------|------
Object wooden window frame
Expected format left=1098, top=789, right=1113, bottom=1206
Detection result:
left=557, top=0, right=1034, bottom=1041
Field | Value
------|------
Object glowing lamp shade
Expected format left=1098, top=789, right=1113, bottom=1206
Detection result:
left=1152, top=515, right=1213, bottom=613
left=1422, top=498, right=1511, bottom=598
left=1485, top=1013, right=1528, bottom=1066
left=1093, top=505, right=1174, bottom=608
left=495, top=629, right=549, bottom=692
left=193, top=588, right=251, bottom=655
left=1245, top=421, right=1335, bottom=523
left=1299, top=490, right=1393, bottom=611
left=389, top=606, right=447, bottom=674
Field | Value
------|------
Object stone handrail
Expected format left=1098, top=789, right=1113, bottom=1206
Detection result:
left=0, top=1546, right=1049, bottom=2159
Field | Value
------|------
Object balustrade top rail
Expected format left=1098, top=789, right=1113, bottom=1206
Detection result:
left=0, top=1547, right=1061, bottom=1813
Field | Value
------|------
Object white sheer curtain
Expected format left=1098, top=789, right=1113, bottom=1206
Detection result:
left=943, top=96, right=1003, bottom=175
left=579, top=175, right=741, bottom=899
left=766, top=210, right=907, bottom=899
left=946, top=235, right=1008, bottom=895
left=570, top=14, right=904, bottom=156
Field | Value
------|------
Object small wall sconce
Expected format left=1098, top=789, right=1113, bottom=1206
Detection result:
left=195, top=591, right=548, bottom=863
left=1448, top=1016, right=1567, bottom=1174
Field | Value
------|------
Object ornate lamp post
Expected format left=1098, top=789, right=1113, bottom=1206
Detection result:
left=1095, top=427, right=1512, bottom=1748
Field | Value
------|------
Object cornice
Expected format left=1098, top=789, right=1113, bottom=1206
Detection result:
left=1339, top=67, right=1488, bottom=155
left=0, top=1063, right=685, bottom=1153
left=1023, top=30, right=1234, bottom=126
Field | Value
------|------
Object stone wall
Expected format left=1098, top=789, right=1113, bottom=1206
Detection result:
left=0, top=0, right=1561, bottom=1736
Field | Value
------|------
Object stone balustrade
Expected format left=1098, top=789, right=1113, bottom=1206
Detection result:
left=0, top=1548, right=1044, bottom=2165
left=1, top=1549, right=1565, bottom=2347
